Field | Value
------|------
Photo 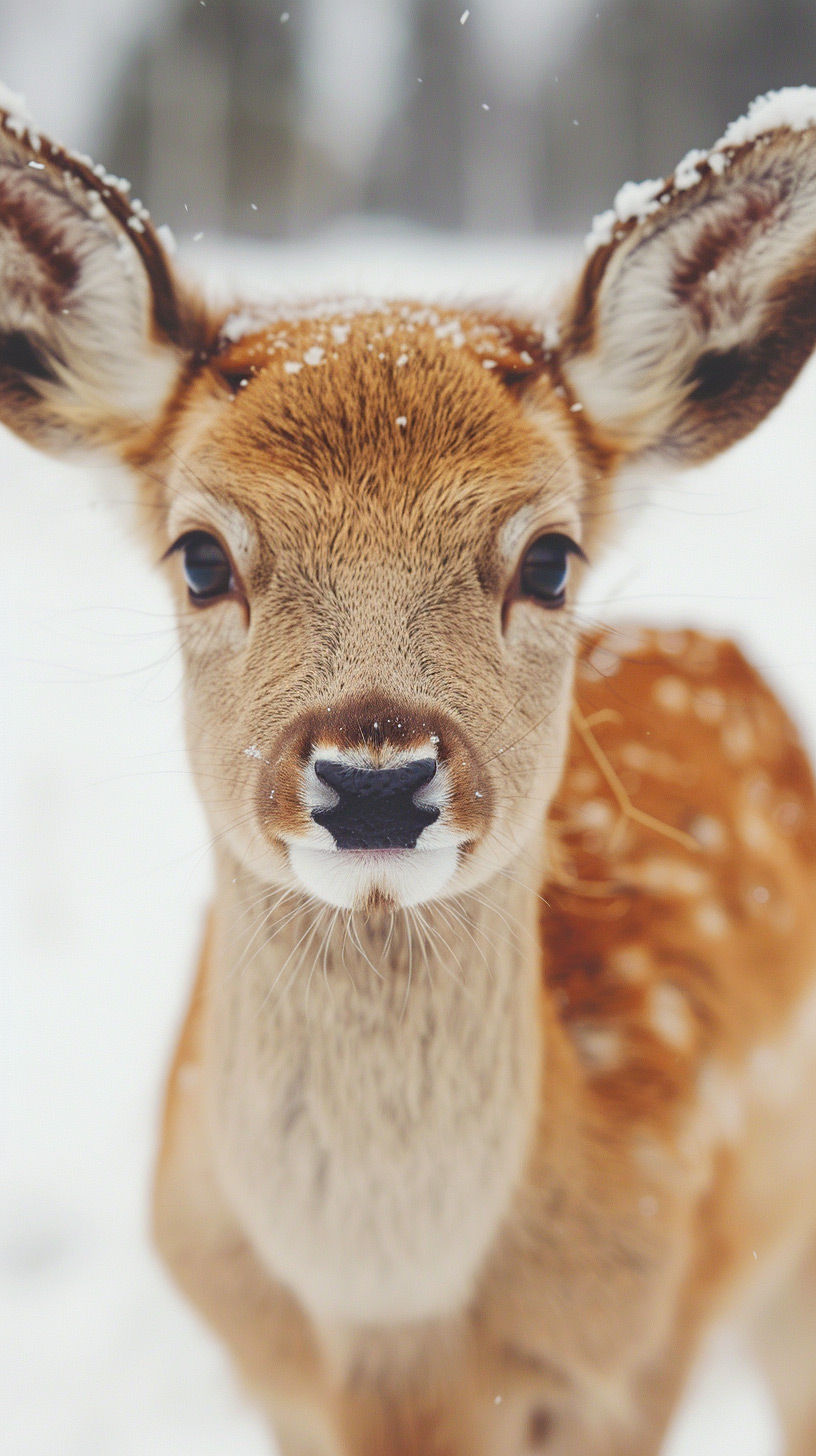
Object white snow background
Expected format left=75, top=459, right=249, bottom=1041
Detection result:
left=3, top=230, right=815, bottom=1455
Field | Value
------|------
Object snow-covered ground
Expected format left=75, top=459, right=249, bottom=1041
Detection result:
left=3, top=229, right=815, bottom=1455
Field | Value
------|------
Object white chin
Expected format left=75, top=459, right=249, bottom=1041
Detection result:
left=287, top=845, right=460, bottom=909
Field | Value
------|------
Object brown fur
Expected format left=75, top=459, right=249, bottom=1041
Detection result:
left=6, top=94, right=816, bottom=1454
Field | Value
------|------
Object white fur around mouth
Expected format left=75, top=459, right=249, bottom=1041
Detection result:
left=287, top=843, right=460, bottom=909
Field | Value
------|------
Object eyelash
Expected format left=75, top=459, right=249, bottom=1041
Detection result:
left=502, top=531, right=587, bottom=625
left=166, top=529, right=240, bottom=607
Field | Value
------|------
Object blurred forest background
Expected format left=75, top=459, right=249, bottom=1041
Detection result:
left=3, top=0, right=816, bottom=242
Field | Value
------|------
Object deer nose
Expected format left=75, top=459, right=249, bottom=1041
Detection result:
left=312, top=758, right=440, bottom=850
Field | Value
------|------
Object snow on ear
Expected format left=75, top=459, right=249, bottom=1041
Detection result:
left=560, top=88, right=816, bottom=466
left=0, top=87, right=209, bottom=458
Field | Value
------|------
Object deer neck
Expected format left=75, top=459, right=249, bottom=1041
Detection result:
left=202, top=850, right=546, bottom=1325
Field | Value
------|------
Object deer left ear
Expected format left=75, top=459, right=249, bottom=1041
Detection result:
left=0, top=89, right=211, bottom=460
left=560, top=88, right=816, bottom=467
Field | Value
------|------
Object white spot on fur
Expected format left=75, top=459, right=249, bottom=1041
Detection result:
left=627, top=857, right=707, bottom=897
left=619, top=741, right=686, bottom=782
left=650, top=984, right=693, bottom=1050
left=575, top=798, right=614, bottom=832
left=570, top=1023, right=623, bottom=1072
left=689, top=814, right=727, bottom=851
left=610, top=945, right=651, bottom=982
left=695, top=901, right=730, bottom=938
left=588, top=645, right=619, bottom=677
left=722, top=718, right=755, bottom=762
left=653, top=676, right=690, bottom=713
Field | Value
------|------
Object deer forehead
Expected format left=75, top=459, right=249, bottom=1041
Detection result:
left=197, top=307, right=572, bottom=485
left=167, top=310, right=583, bottom=564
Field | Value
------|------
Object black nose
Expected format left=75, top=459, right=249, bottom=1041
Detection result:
left=312, top=758, right=439, bottom=850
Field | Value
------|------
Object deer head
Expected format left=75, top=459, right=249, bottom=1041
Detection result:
left=3, top=86, right=816, bottom=914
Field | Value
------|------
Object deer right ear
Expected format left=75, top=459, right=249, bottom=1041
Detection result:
left=0, top=89, right=210, bottom=460
left=559, top=88, right=816, bottom=469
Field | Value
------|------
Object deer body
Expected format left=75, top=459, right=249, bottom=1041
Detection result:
left=5, top=81, right=816, bottom=1454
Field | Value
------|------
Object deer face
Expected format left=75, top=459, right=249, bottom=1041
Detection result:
left=161, top=312, right=589, bottom=910
left=4, top=89, right=816, bottom=914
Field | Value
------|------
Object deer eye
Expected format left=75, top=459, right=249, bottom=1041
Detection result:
left=173, top=530, right=234, bottom=602
left=519, top=533, right=583, bottom=607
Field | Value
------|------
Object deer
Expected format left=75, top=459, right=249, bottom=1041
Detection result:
left=4, top=79, right=816, bottom=1456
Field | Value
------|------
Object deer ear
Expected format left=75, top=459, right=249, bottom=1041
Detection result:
left=560, top=88, right=816, bottom=467
left=0, top=90, right=210, bottom=459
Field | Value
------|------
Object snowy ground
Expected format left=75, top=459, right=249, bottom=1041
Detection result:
left=3, top=229, right=815, bottom=1455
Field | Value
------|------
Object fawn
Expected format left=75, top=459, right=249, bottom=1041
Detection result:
left=3, top=81, right=816, bottom=1456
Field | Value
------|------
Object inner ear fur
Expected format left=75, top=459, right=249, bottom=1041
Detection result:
left=0, top=96, right=213, bottom=458
left=560, top=91, right=816, bottom=466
